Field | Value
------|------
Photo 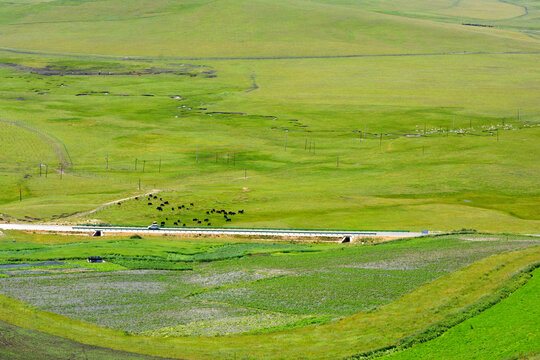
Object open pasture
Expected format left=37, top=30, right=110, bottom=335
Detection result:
left=0, top=0, right=538, bottom=232
left=0, top=51, right=538, bottom=231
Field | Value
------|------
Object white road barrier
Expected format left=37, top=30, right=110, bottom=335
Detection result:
left=0, top=223, right=425, bottom=239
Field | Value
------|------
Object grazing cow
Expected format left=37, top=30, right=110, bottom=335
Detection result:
left=160, top=203, right=164, bottom=207
left=135, top=197, right=138, bottom=200
left=197, top=221, right=202, bottom=224
left=166, top=217, right=169, bottom=220
left=226, top=218, right=231, bottom=222
left=186, top=207, right=190, bottom=210
left=153, top=195, right=157, bottom=199
left=160, top=198, right=162, bottom=201
left=171, top=207, right=175, bottom=211
left=157, top=206, right=163, bottom=211
left=207, top=223, right=211, bottom=226
left=190, top=202, right=194, bottom=206
left=229, top=212, right=235, bottom=215
left=174, top=222, right=178, bottom=225
left=206, top=211, right=210, bottom=215
left=238, top=210, right=244, bottom=214
left=193, top=218, right=197, bottom=221
left=148, top=202, right=153, bottom=205
left=182, top=224, right=186, bottom=227
left=164, top=201, right=169, bottom=205
left=117, top=203, right=121, bottom=206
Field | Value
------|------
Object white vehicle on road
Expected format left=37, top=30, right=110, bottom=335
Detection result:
left=147, top=222, right=160, bottom=230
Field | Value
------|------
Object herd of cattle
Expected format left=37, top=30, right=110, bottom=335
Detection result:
left=116, top=194, right=245, bottom=227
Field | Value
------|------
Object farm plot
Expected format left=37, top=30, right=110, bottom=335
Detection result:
left=0, top=233, right=537, bottom=336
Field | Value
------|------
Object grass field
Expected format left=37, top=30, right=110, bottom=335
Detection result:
left=0, top=232, right=537, bottom=359
left=381, top=267, right=540, bottom=360
left=0, top=1, right=539, bottom=358
left=0, top=232, right=538, bottom=337
left=0, top=0, right=538, bottom=232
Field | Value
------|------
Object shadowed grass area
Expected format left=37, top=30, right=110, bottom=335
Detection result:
left=0, top=320, right=171, bottom=360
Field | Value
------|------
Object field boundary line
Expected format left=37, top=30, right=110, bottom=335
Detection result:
left=0, top=46, right=538, bottom=61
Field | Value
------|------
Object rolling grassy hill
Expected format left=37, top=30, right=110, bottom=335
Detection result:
left=0, top=0, right=538, bottom=231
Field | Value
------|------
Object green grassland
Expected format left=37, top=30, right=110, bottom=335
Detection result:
left=0, top=0, right=539, bottom=231
left=0, top=232, right=537, bottom=359
left=0, top=233, right=538, bottom=337
left=381, top=267, right=540, bottom=360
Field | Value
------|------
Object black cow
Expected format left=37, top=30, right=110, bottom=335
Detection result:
left=171, top=207, right=175, bottom=211
left=238, top=210, right=244, bottom=214
left=164, top=201, right=169, bottom=205
left=190, top=202, right=194, bottom=206
left=148, top=202, right=153, bottom=205
left=157, top=206, right=163, bottom=211
left=226, top=218, right=231, bottom=222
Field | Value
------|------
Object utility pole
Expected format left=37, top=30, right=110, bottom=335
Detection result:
left=142, top=160, right=146, bottom=173
left=39, top=163, right=42, bottom=177
left=45, top=164, right=48, bottom=178
left=138, top=178, right=141, bottom=190
left=19, top=186, right=22, bottom=202
left=135, top=158, right=138, bottom=171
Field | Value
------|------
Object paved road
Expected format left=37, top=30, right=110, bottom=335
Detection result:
left=0, top=223, right=425, bottom=239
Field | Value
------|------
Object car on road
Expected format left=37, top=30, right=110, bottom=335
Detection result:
left=147, top=222, right=160, bottom=230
